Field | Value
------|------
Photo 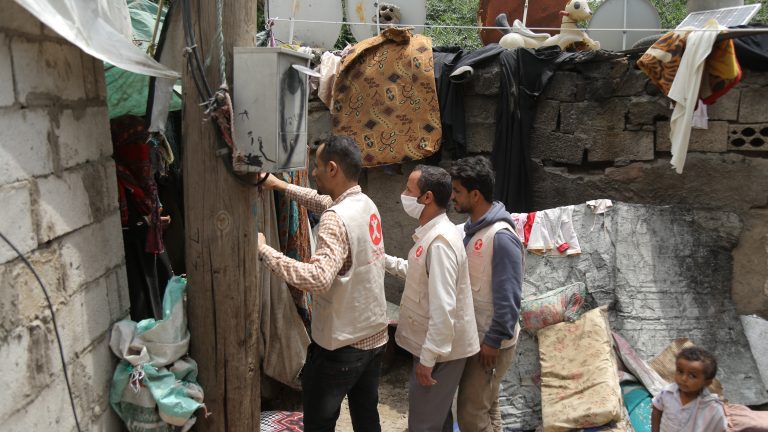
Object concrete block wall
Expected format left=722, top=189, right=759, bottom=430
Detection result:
left=307, top=54, right=768, bottom=316
left=0, top=1, right=128, bottom=430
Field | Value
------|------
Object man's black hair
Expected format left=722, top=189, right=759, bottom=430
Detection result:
left=447, top=156, right=495, bottom=202
left=317, top=135, right=362, bottom=181
left=415, top=165, right=452, bottom=209
left=677, top=346, right=718, bottom=380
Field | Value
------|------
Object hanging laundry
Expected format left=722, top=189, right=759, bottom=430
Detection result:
left=586, top=199, right=613, bottom=214
left=275, top=170, right=312, bottom=323
left=509, top=212, right=528, bottom=242
left=432, top=45, right=507, bottom=159
left=318, top=51, right=341, bottom=109
left=637, top=20, right=741, bottom=174
left=527, top=206, right=582, bottom=256
left=692, top=100, right=708, bottom=129
left=331, top=28, right=442, bottom=166
left=731, top=24, right=768, bottom=71
left=668, top=21, right=722, bottom=174
left=494, top=47, right=575, bottom=212
left=258, top=190, right=311, bottom=389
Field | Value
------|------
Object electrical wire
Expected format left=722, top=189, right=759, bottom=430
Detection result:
left=267, top=16, right=768, bottom=33
left=0, top=231, right=82, bottom=432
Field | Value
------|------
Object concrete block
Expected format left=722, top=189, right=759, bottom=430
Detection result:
left=656, top=121, right=729, bottom=153
left=0, top=108, right=53, bottom=184
left=3, top=375, right=79, bottom=432
left=12, top=244, right=67, bottom=320
left=614, top=67, right=650, bottom=97
left=739, top=87, right=768, bottom=123
left=0, top=0, right=42, bottom=35
left=530, top=128, right=585, bottom=164
left=69, top=334, right=117, bottom=421
left=707, top=88, right=740, bottom=121
left=12, top=39, right=85, bottom=104
left=464, top=95, right=497, bottom=124
left=81, top=54, right=101, bottom=101
left=59, top=212, right=125, bottom=292
left=586, top=130, right=654, bottom=162
left=581, top=58, right=629, bottom=80
left=727, top=123, right=768, bottom=151
left=114, top=265, right=131, bottom=318
left=465, top=122, right=495, bottom=153
left=0, top=262, right=20, bottom=338
left=37, top=170, right=94, bottom=243
left=102, top=159, right=120, bottom=214
left=56, top=276, right=112, bottom=359
left=78, top=159, right=119, bottom=222
left=0, top=324, right=58, bottom=419
left=627, top=96, right=671, bottom=126
left=561, top=98, right=630, bottom=134
left=0, top=181, right=36, bottom=264
left=56, top=106, right=111, bottom=169
left=0, top=35, right=14, bottom=106
left=534, top=99, right=559, bottom=131
left=464, top=62, right=501, bottom=96
left=740, top=69, right=768, bottom=88
left=106, top=268, right=130, bottom=320
left=543, top=71, right=583, bottom=102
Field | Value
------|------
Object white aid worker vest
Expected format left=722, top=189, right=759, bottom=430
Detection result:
left=311, top=193, right=388, bottom=351
left=465, top=221, right=521, bottom=349
left=396, top=216, right=480, bottom=362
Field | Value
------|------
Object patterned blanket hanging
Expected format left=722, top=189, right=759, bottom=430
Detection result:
left=332, top=28, right=442, bottom=166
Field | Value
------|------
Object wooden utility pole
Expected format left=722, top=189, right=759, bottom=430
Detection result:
left=182, top=0, right=260, bottom=431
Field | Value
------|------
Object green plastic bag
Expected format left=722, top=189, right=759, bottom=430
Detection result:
left=109, top=276, right=205, bottom=431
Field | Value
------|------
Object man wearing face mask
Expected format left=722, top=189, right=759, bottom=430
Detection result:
left=256, top=135, right=388, bottom=432
left=385, top=165, right=479, bottom=432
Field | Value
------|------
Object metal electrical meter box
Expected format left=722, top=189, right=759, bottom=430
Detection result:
left=233, top=47, right=312, bottom=172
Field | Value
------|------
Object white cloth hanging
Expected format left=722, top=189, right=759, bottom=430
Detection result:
left=668, top=19, right=721, bottom=174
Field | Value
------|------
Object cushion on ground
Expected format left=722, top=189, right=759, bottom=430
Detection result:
left=520, top=282, right=589, bottom=333
left=539, top=306, right=623, bottom=432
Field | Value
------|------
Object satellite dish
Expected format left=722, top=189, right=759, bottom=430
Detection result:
left=478, top=0, right=565, bottom=45
left=345, top=0, right=427, bottom=42
left=587, top=0, right=661, bottom=51
left=268, top=0, right=343, bottom=50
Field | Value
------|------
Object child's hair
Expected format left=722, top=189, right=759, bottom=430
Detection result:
left=677, top=346, right=718, bottom=379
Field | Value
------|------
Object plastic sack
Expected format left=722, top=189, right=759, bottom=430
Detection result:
left=109, top=276, right=205, bottom=431
left=520, top=282, right=589, bottom=333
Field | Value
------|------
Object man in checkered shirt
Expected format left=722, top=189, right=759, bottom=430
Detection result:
left=257, top=135, right=388, bottom=432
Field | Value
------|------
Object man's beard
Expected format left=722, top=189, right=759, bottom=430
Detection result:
left=453, top=202, right=469, bottom=214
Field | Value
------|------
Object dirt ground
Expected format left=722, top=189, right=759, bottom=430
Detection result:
left=261, top=343, right=412, bottom=431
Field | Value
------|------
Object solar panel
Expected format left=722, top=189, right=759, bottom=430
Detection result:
left=676, top=3, right=761, bottom=29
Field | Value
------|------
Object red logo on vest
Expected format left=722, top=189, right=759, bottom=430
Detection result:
left=369, top=214, right=382, bottom=245
left=415, top=245, right=424, bottom=257
left=474, top=239, right=483, bottom=251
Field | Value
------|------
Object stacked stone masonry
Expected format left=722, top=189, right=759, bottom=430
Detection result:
left=0, top=1, right=127, bottom=431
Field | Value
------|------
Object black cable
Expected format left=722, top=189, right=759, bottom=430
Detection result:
left=0, top=231, right=82, bottom=432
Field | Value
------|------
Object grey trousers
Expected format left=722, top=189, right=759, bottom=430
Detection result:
left=408, top=356, right=468, bottom=432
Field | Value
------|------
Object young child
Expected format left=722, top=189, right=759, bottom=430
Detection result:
left=651, top=346, right=727, bottom=432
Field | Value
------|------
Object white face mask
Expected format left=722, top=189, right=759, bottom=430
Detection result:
left=401, top=194, right=425, bottom=219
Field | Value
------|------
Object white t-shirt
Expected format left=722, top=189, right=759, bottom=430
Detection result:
left=652, top=383, right=727, bottom=432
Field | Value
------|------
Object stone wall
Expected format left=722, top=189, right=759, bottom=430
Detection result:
left=0, top=1, right=128, bottom=430
left=308, top=55, right=768, bottom=317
